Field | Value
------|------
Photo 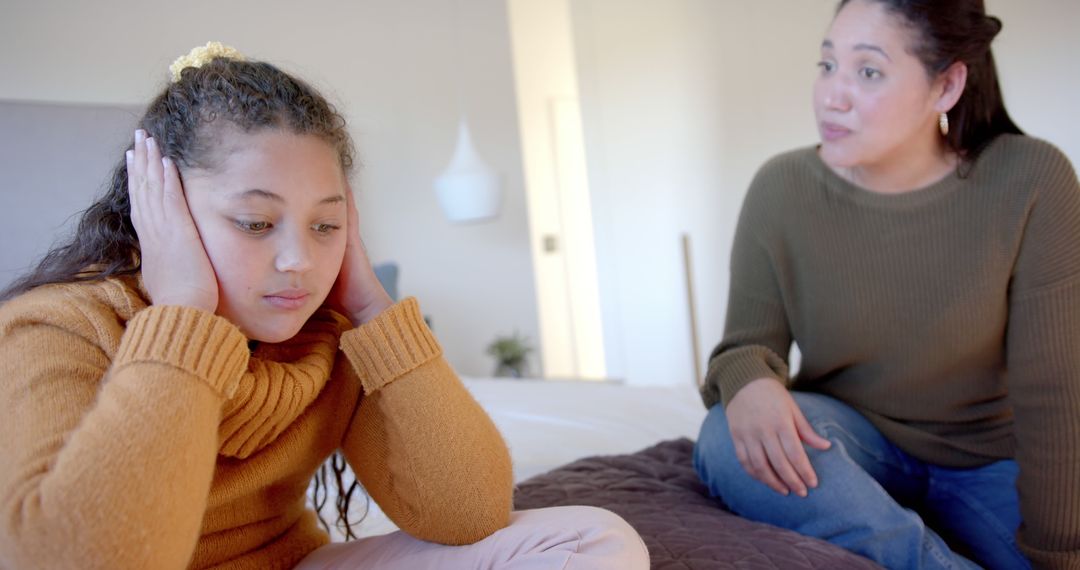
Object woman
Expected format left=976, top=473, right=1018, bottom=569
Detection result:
left=693, top=1, right=1080, bottom=569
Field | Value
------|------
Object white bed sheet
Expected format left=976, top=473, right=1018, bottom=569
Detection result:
left=463, top=377, right=707, bottom=482
left=321, top=377, right=709, bottom=539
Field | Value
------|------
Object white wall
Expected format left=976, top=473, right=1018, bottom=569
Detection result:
left=569, top=0, right=835, bottom=386
left=0, top=0, right=539, bottom=377
left=990, top=0, right=1080, bottom=162
left=570, top=0, right=1080, bottom=386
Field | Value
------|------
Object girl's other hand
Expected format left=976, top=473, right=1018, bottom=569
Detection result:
left=326, top=186, right=393, bottom=327
left=126, top=129, right=219, bottom=313
left=726, top=377, right=832, bottom=497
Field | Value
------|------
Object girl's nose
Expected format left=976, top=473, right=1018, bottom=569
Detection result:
left=275, top=232, right=314, bottom=274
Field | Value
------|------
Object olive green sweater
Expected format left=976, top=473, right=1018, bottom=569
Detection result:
left=702, top=134, right=1080, bottom=567
left=0, top=276, right=513, bottom=570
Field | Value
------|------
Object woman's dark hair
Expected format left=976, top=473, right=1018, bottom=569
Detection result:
left=0, top=54, right=364, bottom=538
left=838, top=0, right=1023, bottom=157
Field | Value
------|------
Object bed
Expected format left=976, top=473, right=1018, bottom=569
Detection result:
left=324, top=377, right=881, bottom=569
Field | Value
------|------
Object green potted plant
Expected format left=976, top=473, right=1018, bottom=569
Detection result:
left=486, top=331, right=532, bottom=378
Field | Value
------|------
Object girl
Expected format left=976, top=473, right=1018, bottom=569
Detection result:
left=693, top=1, right=1080, bottom=569
left=0, top=43, right=648, bottom=570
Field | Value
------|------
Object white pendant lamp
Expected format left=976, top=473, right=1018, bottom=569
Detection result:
left=435, top=119, right=501, bottom=223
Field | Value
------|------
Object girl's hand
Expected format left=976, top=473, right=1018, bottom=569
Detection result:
left=326, top=186, right=393, bottom=326
left=126, top=130, right=219, bottom=313
left=726, top=377, right=832, bottom=497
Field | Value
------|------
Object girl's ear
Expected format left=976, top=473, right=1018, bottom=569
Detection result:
left=934, top=61, right=968, bottom=113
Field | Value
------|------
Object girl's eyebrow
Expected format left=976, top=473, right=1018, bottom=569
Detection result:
left=227, top=188, right=345, bottom=205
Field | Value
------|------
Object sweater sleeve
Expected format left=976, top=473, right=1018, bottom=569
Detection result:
left=338, top=297, right=513, bottom=545
left=701, top=165, right=793, bottom=410
left=0, top=298, right=249, bottom=570
left=1005, top=146, right=1080, bottom=568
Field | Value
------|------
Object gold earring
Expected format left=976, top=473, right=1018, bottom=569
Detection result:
left=939, top=112, right=949, bottom=137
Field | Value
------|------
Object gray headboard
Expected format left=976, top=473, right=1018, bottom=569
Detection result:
left=0, top=100, right=141, bottom=290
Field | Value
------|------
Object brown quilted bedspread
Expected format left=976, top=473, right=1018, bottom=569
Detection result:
left=512, top=438, right=883, bottom=569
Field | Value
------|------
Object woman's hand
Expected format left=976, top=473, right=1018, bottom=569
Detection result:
left=126, top=130, right=219, bottom=313
left=726, top=377, right=832, bottom=497
left=326, top=186, right=393, bottom=327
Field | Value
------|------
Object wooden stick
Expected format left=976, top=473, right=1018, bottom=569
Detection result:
left=682, top=233, right=703, bottom=387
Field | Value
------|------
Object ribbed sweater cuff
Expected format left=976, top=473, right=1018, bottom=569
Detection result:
left=114, top=305, right=249, bottom=399
left=716, top=350, right=789, bottom=407
left=340, top=297, right=442, bottom=394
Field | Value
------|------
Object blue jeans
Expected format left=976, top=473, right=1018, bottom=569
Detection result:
left=693, top=392, right=1030, bottom=570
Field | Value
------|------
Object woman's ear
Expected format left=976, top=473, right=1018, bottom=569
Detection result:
left=934, top=61, right=968, bottom=113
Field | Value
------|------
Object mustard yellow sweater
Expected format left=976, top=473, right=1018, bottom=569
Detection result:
left=0, top=275, right=513, bottom=570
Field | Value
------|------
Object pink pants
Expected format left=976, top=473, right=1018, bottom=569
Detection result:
left=294, top=506, right=650, bottom=569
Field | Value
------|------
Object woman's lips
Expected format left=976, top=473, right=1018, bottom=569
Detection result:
left=820, top=122, right=853, bottom=142
left=264, top=289, right=310, bottom=310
